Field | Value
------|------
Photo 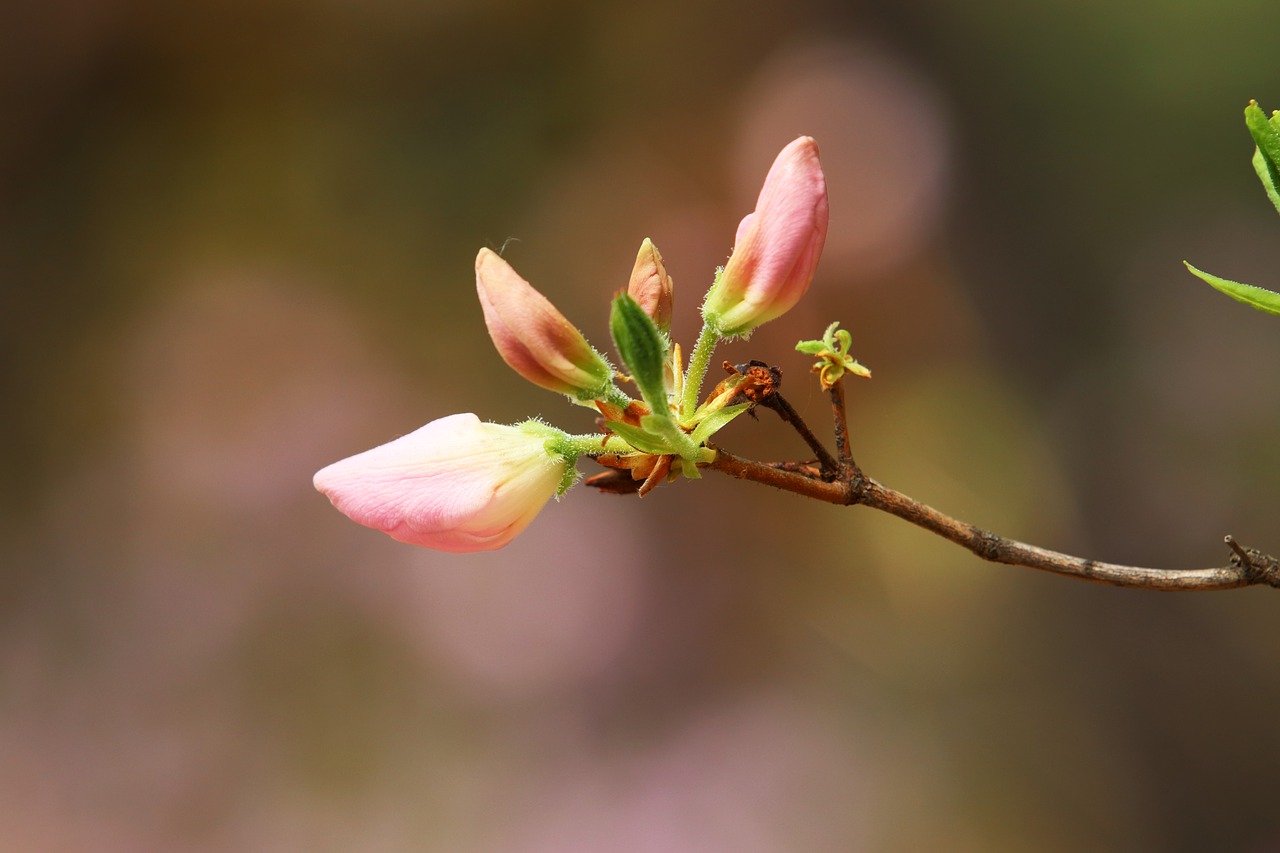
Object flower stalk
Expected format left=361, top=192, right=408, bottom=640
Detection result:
left=680, top=320, right=721, bottom=421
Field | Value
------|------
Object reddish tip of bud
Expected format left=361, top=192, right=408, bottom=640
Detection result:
left=702, top=136, right=829, bottom=337
left=626, top=238, right=674, bottom=334
left=476, top=248, right=612, bottom=400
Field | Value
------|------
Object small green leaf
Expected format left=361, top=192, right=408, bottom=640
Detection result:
left=603, top=420, right=675, bottom=456
left=1185, top=261, right=1280, bottom=316
left=610, top=294, right=671, bottom=420
left=1245, top=101, right=1280, bottom=171
left=1246, top=101, right=1280, bottom=216
left=796, top=321, right=870, bottom=388
left=689, top=402, right=751, bottom=446
left=1252, top=147, right=1280, bottom=216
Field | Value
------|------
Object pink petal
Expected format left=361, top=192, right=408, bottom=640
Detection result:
left=314, top=413, right=564, bottom=553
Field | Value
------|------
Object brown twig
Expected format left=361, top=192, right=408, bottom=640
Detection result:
left=716, top=360, right=840, bottom=475
left=706, top=447, right=1279, bottom=591
left=759, top=393, right=841, bottom=476
left=706, top=370, right=1279, bottom=592
left=828, top=381, right=859, bottom=477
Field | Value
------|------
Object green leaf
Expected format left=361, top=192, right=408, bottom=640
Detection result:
left=1245, top=101, right=1280, bottom=172
left=610, top=294, right=671, bottom=420
left=1252, top=148, right=1280, bottom=216
left=689, top=402, right=751, bottom=446
left=1246, top=101, right=1280, bottom=216
left=1185, top=261, right=1280, bottom=316
left=794, top=340, right=827, bottom=355
left=603, top=420, right=676, bottom=456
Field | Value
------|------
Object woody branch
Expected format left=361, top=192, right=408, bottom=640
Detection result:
left=706, top=385, right=1280, bottom=593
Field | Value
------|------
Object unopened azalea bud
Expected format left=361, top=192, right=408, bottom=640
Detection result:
left=702, top=136, right=829, bottom=337
left=627, top=238, right=674, bottom=334
left=313, top=413, right=567, bottom=553
left=476, top=248, right=614, bottom=402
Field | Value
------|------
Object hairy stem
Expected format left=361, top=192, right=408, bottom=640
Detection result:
left=600, top=385, right=636, bottom=412
left=563, top=434, right=637, bottom=457
left=681, top=322, right=720, bottom=420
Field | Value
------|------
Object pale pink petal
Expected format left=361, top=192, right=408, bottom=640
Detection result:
left=314, top=413, right=565, bottom=553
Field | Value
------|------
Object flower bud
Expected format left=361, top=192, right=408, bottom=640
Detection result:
left=313, top=413, right=567, bottom=552
left=702, top=136, right=829, bottom=337
left=476, top=248, right=614, bottom=401
left=626, top=238, right=674, bottom=334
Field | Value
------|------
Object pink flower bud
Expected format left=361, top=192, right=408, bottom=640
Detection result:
left=314, top=413, right=566, bottom=552
left=702, top=136, right=829, bottom=337
left=626, top=238, right=674, bottom=334
left=476, top=248, right=613, bottom=401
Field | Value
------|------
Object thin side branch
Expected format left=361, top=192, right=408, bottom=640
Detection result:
left=828, top=382, right=860, bottom=477
left=759, top=393, right=841, bottom=475
left=706, top=447, right=1280, bottom=592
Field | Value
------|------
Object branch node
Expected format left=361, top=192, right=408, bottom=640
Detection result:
left=846, top=472, right=868, bottom=506
left=1225, top=535, right=1280, bottom=588
left=970, top=527, right=1002, bottom=561
left=759, top=390, right=842, bottom=475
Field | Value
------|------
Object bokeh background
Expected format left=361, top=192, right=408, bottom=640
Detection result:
left=4, top=0, right=1280, bottom=850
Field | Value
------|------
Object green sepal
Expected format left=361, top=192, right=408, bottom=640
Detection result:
left=610, top=294, right=672, bottom=420
left=600, top=413, right=704, bottom=466
left=689, top=402, right=751, bottom=446
left=519, top=418, right=582, bottom=496
left=603, top=419, right=676, bottom=456
left=1245, top=101, right=1280, bottom=216
left=640, top=413, right=700, bottom=459
left=1185, top=261, right=1280, bottom=316
left=554, top=464, right=580, bottom=496
left=674, top=448, right=716, bottom=480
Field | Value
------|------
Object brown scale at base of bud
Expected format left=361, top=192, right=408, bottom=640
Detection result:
left=584, top=451, right=674, bottom=497
left=593, top=399, right=650, bottom=440
left=583, top=469, right=645, bottom=494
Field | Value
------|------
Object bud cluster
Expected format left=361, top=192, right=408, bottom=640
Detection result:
left=315, top=136, right=867, bottom=552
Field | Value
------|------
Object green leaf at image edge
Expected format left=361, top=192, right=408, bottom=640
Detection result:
left=1245, top=101, right=1280, bottom=216
left=1252, top=148, right=1280, bottom=216
left=1185, top=261, right=1280, bottom=316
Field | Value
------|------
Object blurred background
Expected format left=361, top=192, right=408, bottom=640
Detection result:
left=4, top=0, right=1280, bottom=849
